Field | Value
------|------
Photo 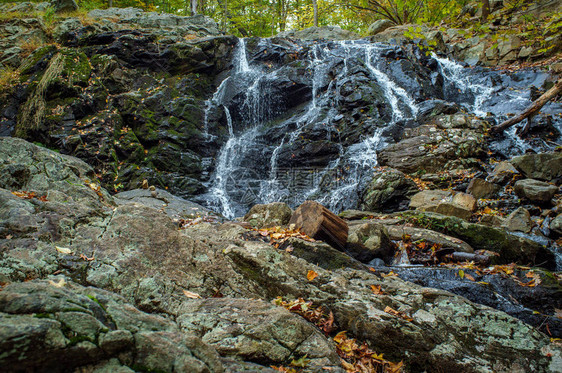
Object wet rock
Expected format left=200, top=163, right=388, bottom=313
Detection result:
left=176, top=298, right=342, bottom=370
left=514, top=179, right=558, bottom=204
left=347, top=223, right=394, bottom=263
left=377, top=118, right=487, bottom=174
left=488, top=161, right=520, bottom=184
left=510, top=152, right=562, bottom=183
left=410, top=190, right=477, bottom=220
left=360, top=168, right=418, bottom=212
left=502, top=207, right=533, bottom=233
left=551, top=214, right=562, bottom=236
left=367, top=19, right=394, bottom=36
left=466, top=177, right=500, bottom=199
left=243, top=202, right=293, bottom=228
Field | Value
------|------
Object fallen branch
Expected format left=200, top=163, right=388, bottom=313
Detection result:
left=490, top=79, right=562, bottom=134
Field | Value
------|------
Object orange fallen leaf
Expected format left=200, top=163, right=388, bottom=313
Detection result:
left=307, top=270, right=318, bottom=281
left=182, top=289, right=201, bottom=299
left=370, top=285, right=385, bottom=295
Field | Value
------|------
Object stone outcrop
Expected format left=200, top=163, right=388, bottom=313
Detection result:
left=243, top=202, right=293, bottom=228
left=410, top=190, right=477, bottom=220
left=514, top=179, right=558, bottom=204
left=1, top=137, right=560, bottom=372
left=361, top=168, right=418, bottom=212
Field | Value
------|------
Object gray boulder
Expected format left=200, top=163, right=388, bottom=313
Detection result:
left=0, top=279, right=224, bottom=373
left=243, top=202, right=293, bottom=228
left=488, top=161, right=520, bottom=184
left=502, top=207, right=533, bottom=233
left=466, top=177, right=500, bottom=199
left=347, top=222, right=395, bottom=263
left=277, top=26, right=360, bottom=41
left=410, top=190, right=477, bottom=220
left=361, top=168, right=418, bottom=212
left=551, top=214, right=562, bottom=236
left=514, top=179, right=558, bottom=203
left=367, top=19, right=394, bottom=35
left=510, top=152, right=562, bottom=182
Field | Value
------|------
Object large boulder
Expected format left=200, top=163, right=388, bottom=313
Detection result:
left=502, top=207, right=533, bottom=233
left=466, top=177, right=500, bottom=199
left=377, top=116, right=487, bottom=174
left=510, top=152, right=562, bottom=183
left=0, top=280, right=225, bottom=372
left=277, top=26, right=360, bottom=40
left=410, top=190, right=477, bottom=220
left=488, top=161, right=520, bottom=184
left=367, top=19, right=394, bottom=36
left=514, top=179, right=558, bottom=204
left=243, top=202, right=293, bottom=228
left=346, top=222, right=395, bottom=263
left=360, top=168, right=418, bottom=212
left=176, top=298, right=342, bottom=370
left=551, top=214, right=562, bottom=236
left=398, top=212, right=555, bottom=268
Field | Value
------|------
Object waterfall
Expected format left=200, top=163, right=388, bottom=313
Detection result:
left=202, top=39, right=560, bottom=219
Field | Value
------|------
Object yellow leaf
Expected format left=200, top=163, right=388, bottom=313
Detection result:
left=56, top=246, right=72, bottom=254
left=458, top=269, right=465, bottom=279
left=183, top=289, right=201, bottom=299
left=307, top=270, right=318, bottom=281
left=49, top=278, right=66, bottom=288
left=333, top=331, right=347, bottom=343
left=370, top=285, right=384, bottom=295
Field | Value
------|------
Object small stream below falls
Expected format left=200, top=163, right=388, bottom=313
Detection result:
left=198, top=38, right=561, bottom=219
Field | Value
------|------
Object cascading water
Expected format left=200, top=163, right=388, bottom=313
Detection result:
left=432, top=53, right=562, bottom=155
left=203, top=38, right=561, bottom=220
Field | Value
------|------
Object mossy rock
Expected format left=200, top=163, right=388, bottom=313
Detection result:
left=399, top=211, right=555, bottom=268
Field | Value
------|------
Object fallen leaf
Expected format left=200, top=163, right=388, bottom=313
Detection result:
left=183, top=289, right=201, bottom=299
left=465, top=273, right=475, bottom=281
left=307, top=270, right=319, bottom=281
left=555, top=309, right=562, bottom=319
left=458, top=269, right=465, bottom=279
left=56, top=246, right=72, bottom=254
left=370, top=284, right=385, bottom=295
left=49, top=278, right=66, bottom=288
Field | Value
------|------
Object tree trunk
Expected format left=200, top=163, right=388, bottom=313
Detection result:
left=491, top=80, right=562, bottom=133
left=289, top=201, right=348, bottom=250
left=191, top=0, right=197, bottom=15
left=481, top=0, right=490, bottom=21
left=109, top=0, right=113, bottom=8
left=312, top=0, right=318, bottom=27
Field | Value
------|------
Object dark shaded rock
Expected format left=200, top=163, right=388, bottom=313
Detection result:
left=502, top=207, right=533, bottom=233
left=510, top=152, right=562, bottom=183
left=514, top=179, right=558, bottom=204
left=466, top=177, right=500, bottom=199
left=551, top=214, right=562, bottom=236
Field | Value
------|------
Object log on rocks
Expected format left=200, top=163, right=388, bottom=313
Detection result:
left=289, top=200, right=348, bottom=251
left=491, top=79, right=562, bottom=134
left=446, top=252, right=490, bottom=266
